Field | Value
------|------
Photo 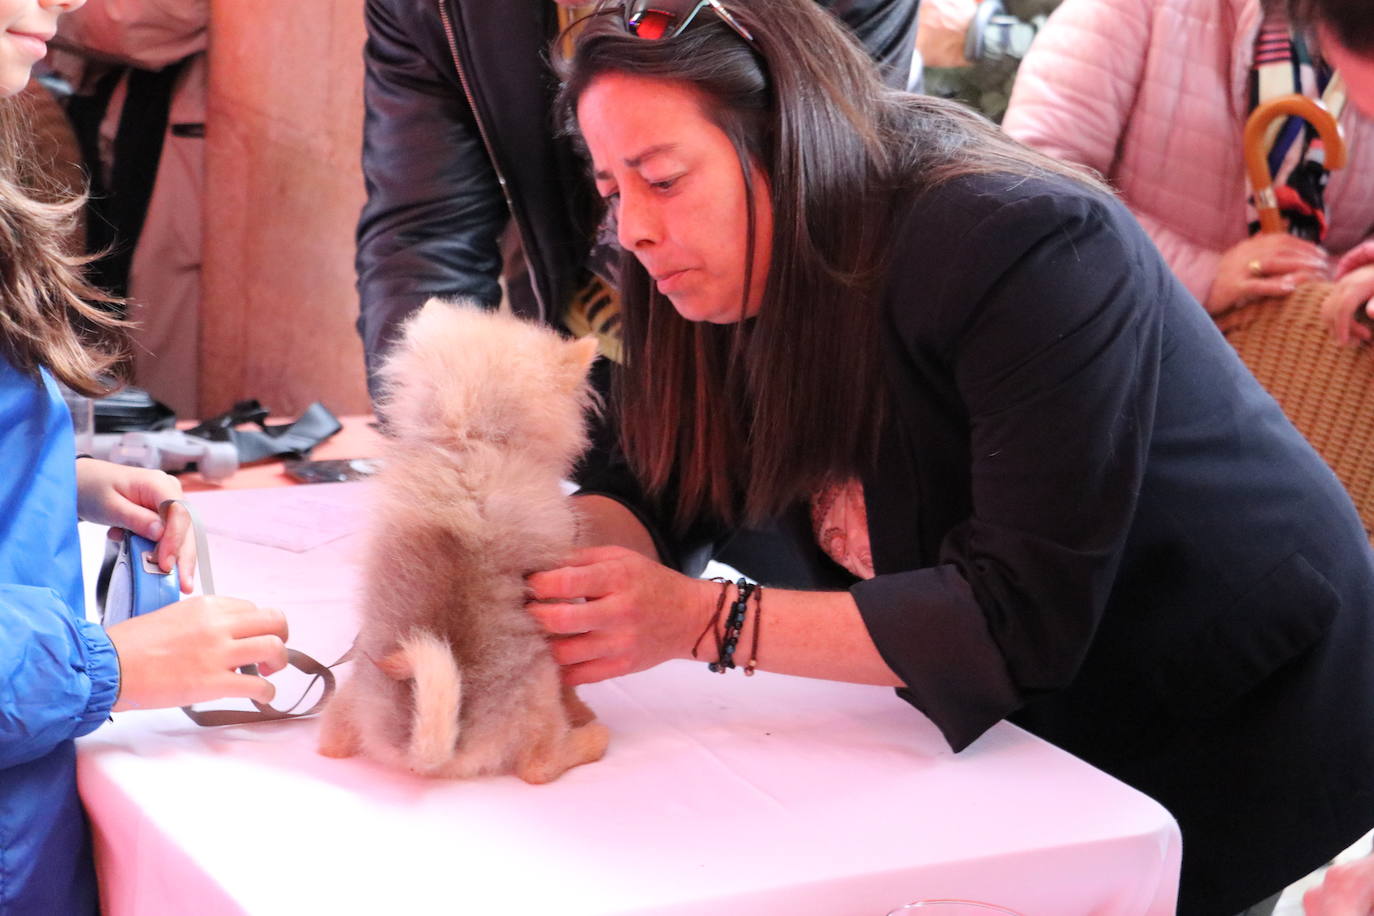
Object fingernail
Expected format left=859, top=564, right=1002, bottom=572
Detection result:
left=148, top=520, right=165, bottom=540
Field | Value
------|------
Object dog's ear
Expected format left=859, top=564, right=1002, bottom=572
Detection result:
left=375, top=649, right=413, bottom=681
left=557, top=335, right=600, bottom=396
left=568, top=334, right=600, bottom=371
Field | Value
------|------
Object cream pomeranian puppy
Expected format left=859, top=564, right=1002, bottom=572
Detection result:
left=317, top=301, right=608, bottom=783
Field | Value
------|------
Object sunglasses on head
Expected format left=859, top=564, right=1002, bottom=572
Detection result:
left=623, top=0, right=757, bottom=47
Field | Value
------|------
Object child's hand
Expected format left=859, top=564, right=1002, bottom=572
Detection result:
left=106, top=597, right=289, bottom=711
left=75, top=459, right=197, bottom=592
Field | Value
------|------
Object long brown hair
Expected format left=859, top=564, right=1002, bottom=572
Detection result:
left=0, top=94, right=126, bottom=396
left=557, top=0, right=1105, bottom=529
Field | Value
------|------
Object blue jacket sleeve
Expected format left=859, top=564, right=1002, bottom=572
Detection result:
left=0, top=584, right=119, bottom=769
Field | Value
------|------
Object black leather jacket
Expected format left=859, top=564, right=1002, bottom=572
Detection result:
left=354, top=0, right=918, bottom=396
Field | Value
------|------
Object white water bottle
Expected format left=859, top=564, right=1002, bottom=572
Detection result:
left=58, top=383, right=95, bottom=455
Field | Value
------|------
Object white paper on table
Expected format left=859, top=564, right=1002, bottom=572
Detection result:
left=197, top=482, right=373, bottom=552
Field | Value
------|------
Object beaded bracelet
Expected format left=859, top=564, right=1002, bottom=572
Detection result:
left=690, top=577, right=764, bottom=674
left=712, top=579, right=756, bottom=672
left=690, top=577, right=732, bottom=662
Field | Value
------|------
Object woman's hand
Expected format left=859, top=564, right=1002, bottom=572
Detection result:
left=75, top=459, right=197, bottom=592
left=526, top=545, right=716, bottom=686
left=1205, top=234, right=1332, bottom=315
left=1319, top=265, right=1374, bottom=346
left=1303, top=854, right=1374, bottom=915
left=915, top=0, right=977, bottom=68
left=1336, top=238, right=1374, bottom=277
left=106, top=596, right=289, bottom=711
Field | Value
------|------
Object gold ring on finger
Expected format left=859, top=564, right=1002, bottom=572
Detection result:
left=1248, top=258, right=1264, bottom=277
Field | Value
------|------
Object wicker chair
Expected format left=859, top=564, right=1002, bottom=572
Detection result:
left=1215, top=93, right=1374, bottom=532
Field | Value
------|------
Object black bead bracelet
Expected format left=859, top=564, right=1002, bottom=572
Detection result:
left=714, top=579, right=759, bottom=673
left=691, top=578, right=764, bottom=675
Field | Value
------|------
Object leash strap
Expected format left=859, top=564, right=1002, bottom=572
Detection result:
left=179, top=646, right=353, bottom=727
left=158, top=498, right=352, bottom=726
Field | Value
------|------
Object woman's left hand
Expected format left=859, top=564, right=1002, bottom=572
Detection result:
left=526, top=545, right=716, bottom=686
left=75, top=459, right=197, bottom=593
left=1319, top=265, right=1374, bottom=346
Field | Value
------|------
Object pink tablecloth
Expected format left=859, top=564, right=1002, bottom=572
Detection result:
left=77, top=483, right=1181, bottom=916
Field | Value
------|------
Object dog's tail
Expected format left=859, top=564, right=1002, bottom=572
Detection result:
left=377, top=630, right=462, bottom=775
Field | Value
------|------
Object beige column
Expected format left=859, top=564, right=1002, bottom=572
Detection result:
left=199, top=0, right=371, bottom=417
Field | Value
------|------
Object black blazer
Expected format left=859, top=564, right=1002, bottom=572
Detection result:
left=850, top=174, right=1374, bottom=915
left=585, top=172, right=1374, bottom=915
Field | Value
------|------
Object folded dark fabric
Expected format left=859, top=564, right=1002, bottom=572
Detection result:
left=184, top=400, right=341, bottom=464
left=94, top=386, right=176, bottom=433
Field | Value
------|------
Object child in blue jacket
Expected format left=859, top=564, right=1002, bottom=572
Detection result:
left=0, top=3, right=290, bottom=911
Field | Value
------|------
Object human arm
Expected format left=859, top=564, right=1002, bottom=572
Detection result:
left=75, top=458, right=196, bottom=592
left=844, top=182, right=1181, bottom=750
left=1304, top=854, right=1374, bottom=915
left=1000, top=0, right=1335, bottom=314
left=73, top=462, right=291, bottom=710
left=0, top=582, right=288, bottom=768
left=104, top=597, right=288, bottom=711
left=1319, top=265, right=1374, bottom=345
left=571, top=406, right=729, bottom=576
left=355, top=0, right=510, bottom=399
left=554, top=486, right=897, bottom=685
left=1320, top=244, right=1374, bottom=344
left=1134, top=211, right=1332, bottom=312
left=573, top=494, right=661, bottom=561
left=915, top=0, right=977, bottom=69
left=536, top=184, right=1174, bottom=751
left=0, top=585, right=121, bottom=768
left=1203, top=233, right=1331, bottom=315
left=528, top=545, right=903, bottom=688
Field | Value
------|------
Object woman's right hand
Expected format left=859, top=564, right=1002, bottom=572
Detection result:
left=106, top=597, right=289, bottom=711
left=525, top=545, right=717, bottom=686
left=1205, top=234, right=1332, bottom=315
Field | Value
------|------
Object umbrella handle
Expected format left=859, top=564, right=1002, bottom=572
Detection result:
left=1243, top=93, right=1348, bottom=235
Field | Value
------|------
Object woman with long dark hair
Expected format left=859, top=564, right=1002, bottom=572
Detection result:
left=0, top=2, right=289, bottom=910
left=526, top=2, right=1374, bottom=913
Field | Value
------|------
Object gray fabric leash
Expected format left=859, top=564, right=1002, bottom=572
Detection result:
left=160, top=498, right=353, bottom=727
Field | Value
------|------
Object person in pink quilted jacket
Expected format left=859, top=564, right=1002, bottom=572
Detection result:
left=1286, top=0, right=1374, bottom=348
left=1003, top=0, right=1374, bottom=322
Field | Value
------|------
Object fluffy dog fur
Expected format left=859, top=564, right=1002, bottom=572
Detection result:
left=316, top=300, right=608, bottom=783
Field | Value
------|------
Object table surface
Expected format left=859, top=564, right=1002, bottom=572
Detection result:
left=76, top=483, right=1181, bottom=916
